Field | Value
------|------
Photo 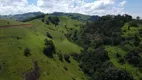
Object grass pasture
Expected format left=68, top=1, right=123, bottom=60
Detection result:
left=0, top=16, right=87, bottom=80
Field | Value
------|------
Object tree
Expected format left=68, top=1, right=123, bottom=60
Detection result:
left=46, top=32, right=53, bottom=39
left=41, top=18, right=44, bottom=22
left=116, top=53, right=121, bottom=58
left=94, top=47, right=109, bottom=62
left=124, top=14, right=132, bottom=22
left=43, top=39, right=55, bottom=58
left=118, top=58, right=125, bottom=64
left=0, top=65, right=2, bottom=71
left=24, top=48, right=31, bottom=57
left=128, top=25, right=131, bottom=30
left=136, top=16, right=140, bottom=21
left=46, top=20, right=49, bottom=25
left=63, top=66, right=68, bottom=71
left=134, top=35, right=141, bottom=46
left=129, top=20, right=138, bottom=27
left=125, top=50, right=141, bottom=67
left=58, top=52, right=63, bottom=61
left=64, top=54, right=70, bottom=63
left=7, top=21, right=9, bottom=24
left=71, top=53, right=80, bottom=62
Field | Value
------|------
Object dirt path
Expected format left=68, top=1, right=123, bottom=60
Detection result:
left=0, top=24, right=32, bottom=28
left=24, top=61, right=40, bottom=80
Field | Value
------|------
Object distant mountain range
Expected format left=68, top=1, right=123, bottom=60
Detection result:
left=0, top=12, right=43, bottom=21
left=0, top=12, right=99, bottom=22
left=51, top=12, right=99, bottom=22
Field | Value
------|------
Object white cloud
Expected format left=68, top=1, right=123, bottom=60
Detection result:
left=37, top=0, right=126, bottom=15
left=0, top=0, right=40, bottom=15
left=120, top=0, right=126, bottom=6
left=0, top=0, right=127, bottom=16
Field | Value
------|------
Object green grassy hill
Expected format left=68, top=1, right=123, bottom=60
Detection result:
left=0, top=16, right=87, bottom=80
left=0, top=19, right=24, bottom=26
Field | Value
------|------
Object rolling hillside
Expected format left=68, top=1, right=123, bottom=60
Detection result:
left=0, top=13, right=142, bottom=80
left=0, top=12, right=99, bottom=22
left=0, top=15, right=87, bottom=80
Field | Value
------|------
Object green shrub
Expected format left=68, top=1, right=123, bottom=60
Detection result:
left=116, top=53, right=121, bottom=58
left=0, top=65, right=2, bottom=71
left=41, top=18, right=44, bottom=22
left=46, top=20, right=49, bottom=25
left=46, top=32, right=53, bottom=39
left=58, top=52, right=63, bottom=61
left=71, top=53, right=80, bottom=62
left=24, top=48, right=31, bottom=57
left=63, top=66, right=68, bottom=71
left=118, top=58, right=125, bottom=64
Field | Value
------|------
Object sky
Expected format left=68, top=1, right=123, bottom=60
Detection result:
left=0, top=0, right=141, bottom=18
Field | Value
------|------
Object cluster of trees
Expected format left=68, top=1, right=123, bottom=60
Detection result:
left=22, top=14, right=45, bottom=22
left=134, top=35, right=141, bottom=46
left=124, top=50, right=142, bottom=67
left=80, top=14, right=133, bottom=48
left=93, top=67, right=134, bottom=80
left=58, top=52, right=71, bottom=63
left=66, top=15, right=135, bottom=50
left=68, top=14, right=142, bottom=80
left=43, top=39, right=55, bottom=58
left=78, top=47, right=109, bottom=75
left=129, top=16, right=142, bottom=27
left=115, top=50, right=142, bottom=68
left=72, top=47, right=134, bottom=80
left=129, top=20, right=139, bottom=27
left=48, top=16, right=60, bottom=26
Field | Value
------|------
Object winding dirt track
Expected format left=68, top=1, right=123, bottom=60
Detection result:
left=0, top=24, right=32, bottom=28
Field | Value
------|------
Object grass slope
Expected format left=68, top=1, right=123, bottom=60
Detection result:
left=0, top=19, right=24, bottom=26
left=0, top=16, right=87, bottom=80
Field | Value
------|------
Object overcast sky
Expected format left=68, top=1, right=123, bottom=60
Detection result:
left=0, top=0, right=141, bottom=18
